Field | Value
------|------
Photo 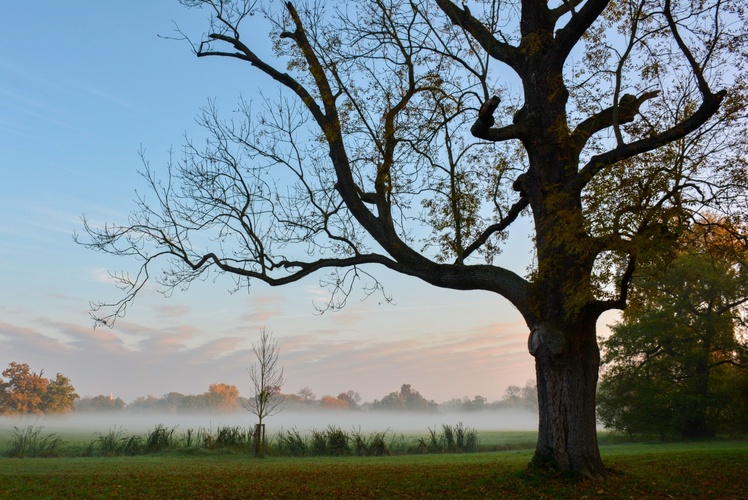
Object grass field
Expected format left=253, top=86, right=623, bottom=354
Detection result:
left=1, top=440, right=746, bottom=498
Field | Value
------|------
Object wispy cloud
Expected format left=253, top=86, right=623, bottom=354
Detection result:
left=237, top=294, right=287, bottom=323
left=0, top=310, right=534, bottom=405
left=151, top=304, right=193, bottom=320
left=0, top=55, right=132, bottom=110
left=58, top=74, right=133, bottom=109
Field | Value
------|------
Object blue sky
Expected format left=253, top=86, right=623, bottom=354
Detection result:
left=0, top=2, right=616, bottom=404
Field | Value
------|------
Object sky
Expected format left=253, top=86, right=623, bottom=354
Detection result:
left=0, top=1, right=618, bottom=405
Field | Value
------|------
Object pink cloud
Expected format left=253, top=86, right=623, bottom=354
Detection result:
left=0, top=305, right=535, bottom=405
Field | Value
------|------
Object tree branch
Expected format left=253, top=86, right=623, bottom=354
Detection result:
left=554, top=0, right=611, bottom=61
left=573, top=90, right=726, bottom=191
left=593, top=252, right=637, bottom=314
left=462, top=197, right=530, bottom=260
left=663, top=0, right=713, bottom=98
left=197, top=33, right=328, bottom=127
left=550, top=0, right=586, bottom=19
left=434, top=0, right=521, bottom=71
left=570, top=91, right=659, bottom=151
left=470, top=95, right=524, bottom=141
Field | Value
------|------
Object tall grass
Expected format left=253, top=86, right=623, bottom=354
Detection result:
left=275, top=428, right=308, bottom=456
left=212, top=425, right=253, bottom=450
left=326, top=425, right=350, bottom=456
left=3, top=422, right=482, bottom=458
left=144, top=424, right=177, bottom=452
left=284, top=427, right=392, bottom=457
left=6, top=426, right=65, bottom=458
left=271, top=425, right=476, bottom=456
left=88, top=427, right=145, bottom=456
left=416, top=423, right=478, bottom=453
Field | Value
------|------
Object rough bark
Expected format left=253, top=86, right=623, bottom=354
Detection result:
left=529, top=318, right=605, bottom=478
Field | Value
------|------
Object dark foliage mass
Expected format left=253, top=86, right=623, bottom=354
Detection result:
left=371, top=384, right=439, bottom=412
left=598, top=222, right=748, bottom=438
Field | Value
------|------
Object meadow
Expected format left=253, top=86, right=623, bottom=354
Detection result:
left=0, top=422, right=746, bottom=498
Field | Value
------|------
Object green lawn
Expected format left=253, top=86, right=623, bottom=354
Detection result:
left=1, top=441, right=746, bottom=498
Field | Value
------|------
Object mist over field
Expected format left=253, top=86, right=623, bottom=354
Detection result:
left=0, top=408, right=538, bottom=437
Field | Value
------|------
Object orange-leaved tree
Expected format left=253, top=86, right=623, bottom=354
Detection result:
left=207, top=383, right=240, bottom=412
left=0, top=362, right=78, bottom=415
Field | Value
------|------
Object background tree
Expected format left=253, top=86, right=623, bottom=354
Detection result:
left=207, top=383, right=240, bottom=412
left=42, top=374, right=79, bottom=414
left=0, top=362, right=78, bottom=415
left=127, top=395, right=161, bottom=413
left=371, top=384, right=438, bottom=412
left=461, top=395, right=488, bottom=411
left=337, top=390, right=362, bottom=410
left=297, top=386, right=316, bottom=405
left=75, top=395, right=127, bottom=412
left=598, top=221, right=748, bottom=438
left=319, top=394, right=348, bottom=410
left=244, top=329, right=285, bottom=457
left=79, top=0, right=748, bottom=476
left=497, top=380, right=539, bottom=412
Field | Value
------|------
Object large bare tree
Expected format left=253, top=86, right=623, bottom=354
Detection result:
left=79, top=0, right=748, bottom=477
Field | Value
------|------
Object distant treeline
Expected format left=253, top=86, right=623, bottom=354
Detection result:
left=75, top=381, right=538, bottom=414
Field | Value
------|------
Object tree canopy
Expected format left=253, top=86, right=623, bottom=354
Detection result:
left=598, top=220, right=748, bottom=438
left=0, top=362, right=78, bottom=415
left=79, top=0, right=748, bottom=477
left=75, top=394, right=127, bottom=412
left=371, top=384, right=439, bottom=412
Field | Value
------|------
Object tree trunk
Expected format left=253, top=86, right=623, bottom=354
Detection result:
left=682, top=348, right=715, bottom=438
left=529, top=319, right=605, bottom=479
left=254, top=423, right=266, bottom=458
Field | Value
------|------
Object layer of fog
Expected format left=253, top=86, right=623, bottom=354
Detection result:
left=0, top=408, right=538, bottom=436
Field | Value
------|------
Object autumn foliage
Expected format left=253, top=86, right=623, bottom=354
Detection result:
left=0, top=362, right=78, bottom=415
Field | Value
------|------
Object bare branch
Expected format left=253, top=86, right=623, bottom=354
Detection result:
left=663, top=0, right=714, bottom=98
left=462, top=196, right=530, bottom=260
left=570, top=91, right=659, bottom=152
left=574, top=90, right=726, bottom=191
left=555, top=0, right=611, bottom=61
left=470, top=95, right=524, bottom=141
left=434, top=0, right=521, bottom=71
